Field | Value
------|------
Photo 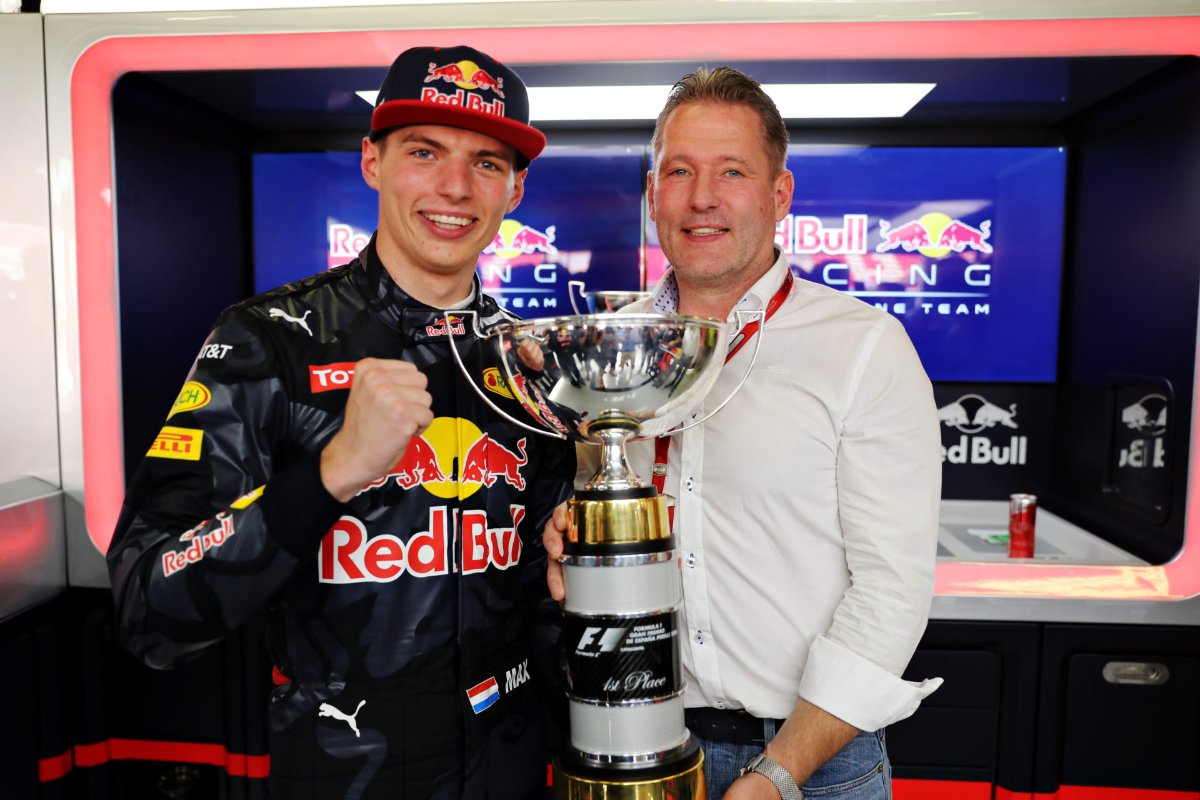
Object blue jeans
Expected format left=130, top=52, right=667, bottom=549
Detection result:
left=698, top=721, right=891, bottom=799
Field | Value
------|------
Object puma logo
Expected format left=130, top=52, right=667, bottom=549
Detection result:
left=318, top=700, right=366, bottom=738
left=269, top=307, right=314, bottom=337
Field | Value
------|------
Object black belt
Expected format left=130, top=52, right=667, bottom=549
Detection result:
left=685, top=707, right=786, bottom=745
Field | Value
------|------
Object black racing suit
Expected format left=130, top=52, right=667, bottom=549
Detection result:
left=107, top=239, right=575, bottom=799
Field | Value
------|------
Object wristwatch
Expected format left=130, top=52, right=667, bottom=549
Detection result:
left=740, top=752, right=804, bottom=800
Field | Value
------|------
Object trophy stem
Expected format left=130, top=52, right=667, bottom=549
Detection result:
left=584, top=421, right=644, bottom=492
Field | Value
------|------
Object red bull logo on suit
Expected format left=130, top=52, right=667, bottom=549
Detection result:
left=356, top=417, right=528, bottom=500
left=318, top=505, right=525, bottom=584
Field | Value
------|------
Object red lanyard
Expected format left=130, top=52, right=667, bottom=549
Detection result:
left=651, top=269, right=794, bottom=518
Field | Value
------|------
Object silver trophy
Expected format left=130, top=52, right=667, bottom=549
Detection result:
left=568, top=279, right=651, bottom=315
left=449, top=311, right=755, bottom=799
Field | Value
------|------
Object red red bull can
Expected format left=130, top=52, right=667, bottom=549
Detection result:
left=1008, top=493, right=1037, bottom=558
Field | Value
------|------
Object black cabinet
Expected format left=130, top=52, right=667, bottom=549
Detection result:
left=889, top=620, right=1040, bottom=793
left=1038, top=624, right=1200, bottom=793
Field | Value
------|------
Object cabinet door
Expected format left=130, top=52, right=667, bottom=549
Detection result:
left=1061, top=652, right=1199, bottom=790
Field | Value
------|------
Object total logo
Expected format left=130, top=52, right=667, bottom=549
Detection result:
left=938, top=394, right=1027, bottom=466
left=483, top=219, right=557, bottom=258
left=357, top=416, right=528, bottom=499
left=1119, top=394, right=1168, bottom=469
left=877, top=212, right=993, bottom=258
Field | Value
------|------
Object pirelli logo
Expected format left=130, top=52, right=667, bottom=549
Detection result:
left=148, top=426, right=204, bottom=461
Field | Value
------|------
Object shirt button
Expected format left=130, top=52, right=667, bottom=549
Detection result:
left=695, top=630, right=704, bottom=644
left=686, top=553, right=696, bottom=569
left=685, top=477, right=695, bottom=491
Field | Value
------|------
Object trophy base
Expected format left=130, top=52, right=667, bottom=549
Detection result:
left=555, top=738, right=706, bottom=799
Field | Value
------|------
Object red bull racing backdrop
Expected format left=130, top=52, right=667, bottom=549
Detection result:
left=252, top=148, right=644, bottom=314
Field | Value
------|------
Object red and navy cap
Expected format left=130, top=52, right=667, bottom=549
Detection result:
left=370, top=45, right=545, bottom=167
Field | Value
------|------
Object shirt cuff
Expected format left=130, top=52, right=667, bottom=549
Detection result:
left=798, top=634, right=942, bottom=731
left=259, top=450, right=347, bottom=558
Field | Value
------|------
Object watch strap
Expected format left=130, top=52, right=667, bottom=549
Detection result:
left=741, top=752, right=804, bottom=800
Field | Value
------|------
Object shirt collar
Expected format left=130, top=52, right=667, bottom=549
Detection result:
left=649, top=249, right=791, bottom=321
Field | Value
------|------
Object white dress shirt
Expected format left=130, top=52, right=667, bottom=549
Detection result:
left=621, top=252, right=943, bottom=732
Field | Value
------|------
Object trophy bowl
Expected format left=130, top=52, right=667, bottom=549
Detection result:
left=491, top=313, right=726, bottom=441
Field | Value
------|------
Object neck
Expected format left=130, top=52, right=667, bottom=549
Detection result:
left=375, top=240, right=476, bottom=308
left=676, top=256, right=776, bottom=320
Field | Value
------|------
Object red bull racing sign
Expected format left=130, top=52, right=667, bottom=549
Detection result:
left=779, top=211, right=995, bottom=321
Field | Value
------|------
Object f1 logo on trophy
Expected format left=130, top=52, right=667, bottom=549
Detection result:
left=449, top=302, right=761, bottom=799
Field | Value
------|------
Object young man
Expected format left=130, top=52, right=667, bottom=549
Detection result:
left=108, top=45, right=575, bottom=799
left=545, top=67, right=943, bottom=800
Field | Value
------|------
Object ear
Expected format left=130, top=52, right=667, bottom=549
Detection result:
left=646, top=170, right=657, bottom=222
left=773, top=169, right=794, bottom=222
left=361, top=136, right=382, bottom=191
left=506, top=168, right=527, bottom=214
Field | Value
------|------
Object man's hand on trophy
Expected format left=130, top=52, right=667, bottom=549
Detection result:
left=542, top=501, right=569, bottom=602
left=320, top=358, right=434, bottom=503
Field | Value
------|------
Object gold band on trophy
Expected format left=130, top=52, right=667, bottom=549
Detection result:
left=568, top=495, right=670, bottom=547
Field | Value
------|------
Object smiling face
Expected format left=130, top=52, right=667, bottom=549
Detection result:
left=648, top=101, right=793, bottom=318
left=361, top=124, right=525, bottom=305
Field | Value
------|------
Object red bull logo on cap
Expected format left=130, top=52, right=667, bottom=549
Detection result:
left=421, top=60, right=506, bottom=117
left=483, top=218, right=558, bottom=259
left=357, top=417, right=529, bottom=499
left=876, top=212, right=993, bottom=258
left=425, top=60, right=506, bottom=98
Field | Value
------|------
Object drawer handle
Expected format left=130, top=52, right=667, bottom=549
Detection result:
left=1102, top=661, right=1169, bottom=685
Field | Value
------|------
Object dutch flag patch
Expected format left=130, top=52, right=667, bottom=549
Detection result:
left=466, top=676, right=500, bottom=715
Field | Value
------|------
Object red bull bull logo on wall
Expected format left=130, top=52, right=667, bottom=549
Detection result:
left=484, top=219, right=558, bottom=258
left=478, top=218, right=561, bottom=311
left=1118, top=394, right=1168, bottom=469
left=877, top=212, right=993, bottom=257
left=938, top=393, right=1027, bottom=466
left=357, top=417, right=528, bottom=499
